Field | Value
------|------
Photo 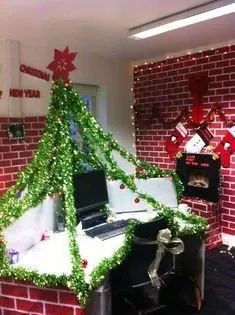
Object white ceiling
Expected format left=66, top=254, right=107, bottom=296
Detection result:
left=0, top=0, right=234, bottom=60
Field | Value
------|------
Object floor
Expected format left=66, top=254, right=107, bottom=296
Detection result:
left=113, top=245, right=235, bottom=315
left=196, top=245, right=235, bottom=315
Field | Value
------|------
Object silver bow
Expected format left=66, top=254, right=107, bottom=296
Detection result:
left=149, top=229, right=184, bottom=287
left=133, top=228, right=184, bottom=288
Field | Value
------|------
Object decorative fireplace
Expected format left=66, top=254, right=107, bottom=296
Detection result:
left=176, top=153, right=221, bottom=202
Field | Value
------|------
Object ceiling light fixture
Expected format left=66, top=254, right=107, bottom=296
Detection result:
left=129, top=0, right=235, bottom=40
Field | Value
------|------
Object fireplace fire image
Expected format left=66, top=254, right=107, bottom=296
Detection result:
left=188, top=170, right=209, bottom=189
left=176, top=153, right=220, bottom=202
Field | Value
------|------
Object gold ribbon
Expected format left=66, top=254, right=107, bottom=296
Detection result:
left=133, top=228, right=184, bottom=288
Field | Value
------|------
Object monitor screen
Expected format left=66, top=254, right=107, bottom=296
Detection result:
left=73, top=169, right=109, bottom=213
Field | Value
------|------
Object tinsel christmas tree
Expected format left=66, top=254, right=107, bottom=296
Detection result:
left=0, top=81, right=207, bottom=305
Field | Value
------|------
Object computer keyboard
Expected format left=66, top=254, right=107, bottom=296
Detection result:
left=85, top=220, right=130, bottom=240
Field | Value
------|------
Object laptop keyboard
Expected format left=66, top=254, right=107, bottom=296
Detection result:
left=85, top=220, right=130, bottom=240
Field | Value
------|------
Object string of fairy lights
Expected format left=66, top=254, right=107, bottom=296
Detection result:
left=129, top=44, right=233, bottom=153
left=133, top=45, right=231, bottom=73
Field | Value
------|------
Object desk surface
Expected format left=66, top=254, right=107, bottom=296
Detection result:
left=14, top=210, right=158, bottom=282
left=12, top=209, right=205, bottom=300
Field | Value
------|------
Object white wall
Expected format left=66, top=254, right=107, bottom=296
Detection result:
left=0, top=39, right=21, bottom=117
left=0, top=39, right=135, bottom=173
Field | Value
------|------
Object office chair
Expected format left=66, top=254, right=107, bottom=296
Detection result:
left=111, top=218, right=174, bottom=315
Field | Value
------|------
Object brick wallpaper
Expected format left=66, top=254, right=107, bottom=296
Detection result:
left=181, top=197, right=222, bottom=249
left=133, top=45, right=235, bottom=236
left=0, top=117, right=46, bottom=195
left=0, top=278, right=85, bottom=315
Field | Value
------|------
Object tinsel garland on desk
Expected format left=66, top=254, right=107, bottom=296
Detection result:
left=0, top=81, right=207, bottom=306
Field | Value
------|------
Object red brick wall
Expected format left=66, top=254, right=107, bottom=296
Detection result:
left=181, top=197, right=221, bottom=249
left=0, top=117, right=46, bottom=195
left=133, top=45, right=235, bottom=237
left=0, top=278, right=85, bottom=315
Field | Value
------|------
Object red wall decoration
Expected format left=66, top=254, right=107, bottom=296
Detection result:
left=9, top=88, right=40, bottom=98
left=188, top=72, right=209, bottom=125
left=133, top=45, right=235, bottom=241
left=20, top=64, right=50, bottom=82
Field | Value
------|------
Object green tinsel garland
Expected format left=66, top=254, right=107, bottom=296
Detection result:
left=0, top=81, right=207, bottom=306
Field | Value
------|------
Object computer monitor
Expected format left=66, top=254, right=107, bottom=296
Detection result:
left=72, top=169, right=109, bottom=214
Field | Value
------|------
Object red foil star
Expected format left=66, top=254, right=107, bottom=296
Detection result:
left=47, top=46, right=77, bottom=83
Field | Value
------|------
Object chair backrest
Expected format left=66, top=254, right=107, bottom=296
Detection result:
left=132, top=218, right=167, bottom=262
left=127, top=218, right=173, bottom=286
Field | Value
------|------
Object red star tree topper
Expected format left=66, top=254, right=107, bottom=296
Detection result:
left=47, top=46, right=77, bottom=83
